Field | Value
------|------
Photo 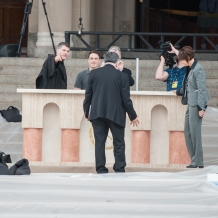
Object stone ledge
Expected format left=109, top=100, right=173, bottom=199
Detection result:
left=27, top=161, right=193, bottom=173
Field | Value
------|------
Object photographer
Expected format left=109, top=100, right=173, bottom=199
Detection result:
left=155, top=43, right=187, bottom=91
left=172, top=45, right=210, bottom=169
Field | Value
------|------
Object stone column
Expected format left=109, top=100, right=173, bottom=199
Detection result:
left=28, top=0, right=39, bottom=57
left=35, top=0, right=72, bottom=57
left=61, top=129, right=80, bottom=162
left=114, top=0, right=135, bottom=58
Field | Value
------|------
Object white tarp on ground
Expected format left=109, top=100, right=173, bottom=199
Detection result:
left=0, top=166, right=218, bottom=217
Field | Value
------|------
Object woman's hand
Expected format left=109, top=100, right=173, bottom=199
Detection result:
left=168, top=43, right=179, bottom=56
left=199, top=110, right=205, bottom=117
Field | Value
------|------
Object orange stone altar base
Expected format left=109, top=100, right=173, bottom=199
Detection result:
left=17, top=89, right=190, bottom=170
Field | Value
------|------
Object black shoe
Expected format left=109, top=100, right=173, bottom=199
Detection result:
left=186, top=165, right=197, bottom=168
left=199, top=166, right=204, bottom=168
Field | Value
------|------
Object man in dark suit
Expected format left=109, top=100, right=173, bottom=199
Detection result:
left=83, top=52, right=139, bottom=174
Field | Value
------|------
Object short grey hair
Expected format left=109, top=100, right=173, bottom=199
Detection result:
left=57, top=42, right=70, bottom=49
left=103, top=52, right=120, bottom=63
left=109, top=46, right=121, bottom=58
left=109, top=46, right=121, bottom=52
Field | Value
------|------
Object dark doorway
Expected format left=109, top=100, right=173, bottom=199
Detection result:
left=136, top=0, right=217, bottom=50
left=0, top=0, right=27, bottom=46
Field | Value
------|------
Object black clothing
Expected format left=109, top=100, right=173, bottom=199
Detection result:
left=83, top=64, right=137, bottom=128
left=91, top=118, right=126, bottom=173
left=74, top=69, right=90, bottom=90
left=122, top=67, right=135, bottom=86
left=0, top=152, right=30, bottom=175
left=83, top=64, right=137, bottom=173
left=36, top=55, right=67, bottom=89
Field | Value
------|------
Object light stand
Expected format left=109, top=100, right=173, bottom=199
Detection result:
left=17, top=0, right=33, bottom=57
left=17, top=0, right=56, bottom=57
left=41, top=0, right=56, bottom=55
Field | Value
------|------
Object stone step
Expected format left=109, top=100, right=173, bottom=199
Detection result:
left=1, top=57, right=218, bottom=69
left=202, top=136, right=218, bottom=146
left=0, top=85, right=35, bottom=94
left=207, top=99, right=218, bottom=107
left=0, top=103, right=22, bottom=111
left=0, top=93, right=22, bottom=102
left=0, top=64, right=160, bottom=77
left=202, top=125, right=218, bottom=133
left=0, top=57, right=89, bottom=67
left=0, top=132, right=23, bottom=142
left=1, top=71, right=218, bottom=90
left=0, top=66, right=90, bottom=77
left=1, top=64, right=218, bottom=80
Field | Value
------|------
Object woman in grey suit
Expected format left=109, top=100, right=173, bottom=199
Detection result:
left=171, top=45, right=210, bottom=168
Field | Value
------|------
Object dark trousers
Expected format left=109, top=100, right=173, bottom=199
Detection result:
left=91, top=118, right=126, bottom=174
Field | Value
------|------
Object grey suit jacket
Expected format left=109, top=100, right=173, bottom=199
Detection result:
left=177, top=60, right=210, bottom=110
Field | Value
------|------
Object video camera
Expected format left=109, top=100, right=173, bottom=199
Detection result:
left=157, top=41, right=179, bottom=69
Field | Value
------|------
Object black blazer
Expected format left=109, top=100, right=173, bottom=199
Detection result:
left=122, top=68, right=135, bottom=86
left=83, top=64, right=137, bottom=127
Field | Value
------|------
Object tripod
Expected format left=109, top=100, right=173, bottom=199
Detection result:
left=17, top=0, right=56, bottom=57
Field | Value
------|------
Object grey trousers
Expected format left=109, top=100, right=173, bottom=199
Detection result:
left=184, top=105, right=204, bottom=166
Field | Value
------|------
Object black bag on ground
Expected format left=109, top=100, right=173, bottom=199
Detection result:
left=0, top=152, right=11, bottom=175
left=0, top=106, right=22, bottom=122
left=0, top=152, right=31, bottom=175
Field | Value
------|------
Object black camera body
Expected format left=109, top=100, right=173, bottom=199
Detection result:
left=157, top=41, right=179, bottom=69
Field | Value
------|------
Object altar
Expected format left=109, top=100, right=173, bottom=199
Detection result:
left=17, top=89, right=190, bottom=166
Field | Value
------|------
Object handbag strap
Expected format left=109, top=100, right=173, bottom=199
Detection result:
left=7, top=106, right=16, bottom=110
left=0, top=152, right=12, bottom=163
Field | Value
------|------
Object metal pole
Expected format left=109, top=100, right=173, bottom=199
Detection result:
left=42, top=0, right=56, bottom=55
left=136, top=58, right=139, bottom=91
left=17, top=0, right=33, bottom=57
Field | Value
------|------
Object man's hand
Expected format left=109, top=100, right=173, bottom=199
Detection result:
left=101, top=61, right=105, bottom=67
left=55, top=55, right=63, bottom=63
left=130, top=117, right=140, bottom=127
left=168, top=43, right=179, bottom=56
left=171, top=90, right=177, bottom=95
left=117, top=60, right=124, bottom=71
left=199, top=110, right=205, bottom=117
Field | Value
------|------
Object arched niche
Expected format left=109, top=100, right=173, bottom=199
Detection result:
left=42, top=103, right=61, bottom=162
left=150, top=104, right=169, bottom=164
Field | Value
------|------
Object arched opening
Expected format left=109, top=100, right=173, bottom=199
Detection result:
left=42, top=103, right=61, bottom=162
left=150, top=104, right=169, bottom=164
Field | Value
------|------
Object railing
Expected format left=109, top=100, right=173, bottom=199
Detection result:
left=65, top=31, right=218, bottom=53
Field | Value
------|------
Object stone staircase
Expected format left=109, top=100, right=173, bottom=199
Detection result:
left=0, top=57, right=218, bottom=111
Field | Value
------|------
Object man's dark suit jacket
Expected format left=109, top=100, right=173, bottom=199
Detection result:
left=83, top=64, right=137, bottom=128
left=122, top=68, right=134, bottom=86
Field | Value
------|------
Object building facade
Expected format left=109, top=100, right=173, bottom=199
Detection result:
left=28, top=0, right=136, bottom=58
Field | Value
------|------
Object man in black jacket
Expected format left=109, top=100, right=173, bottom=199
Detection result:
left=83, top=52, right=139, bottom=174
left=36, top=42, right=70, bottom=89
